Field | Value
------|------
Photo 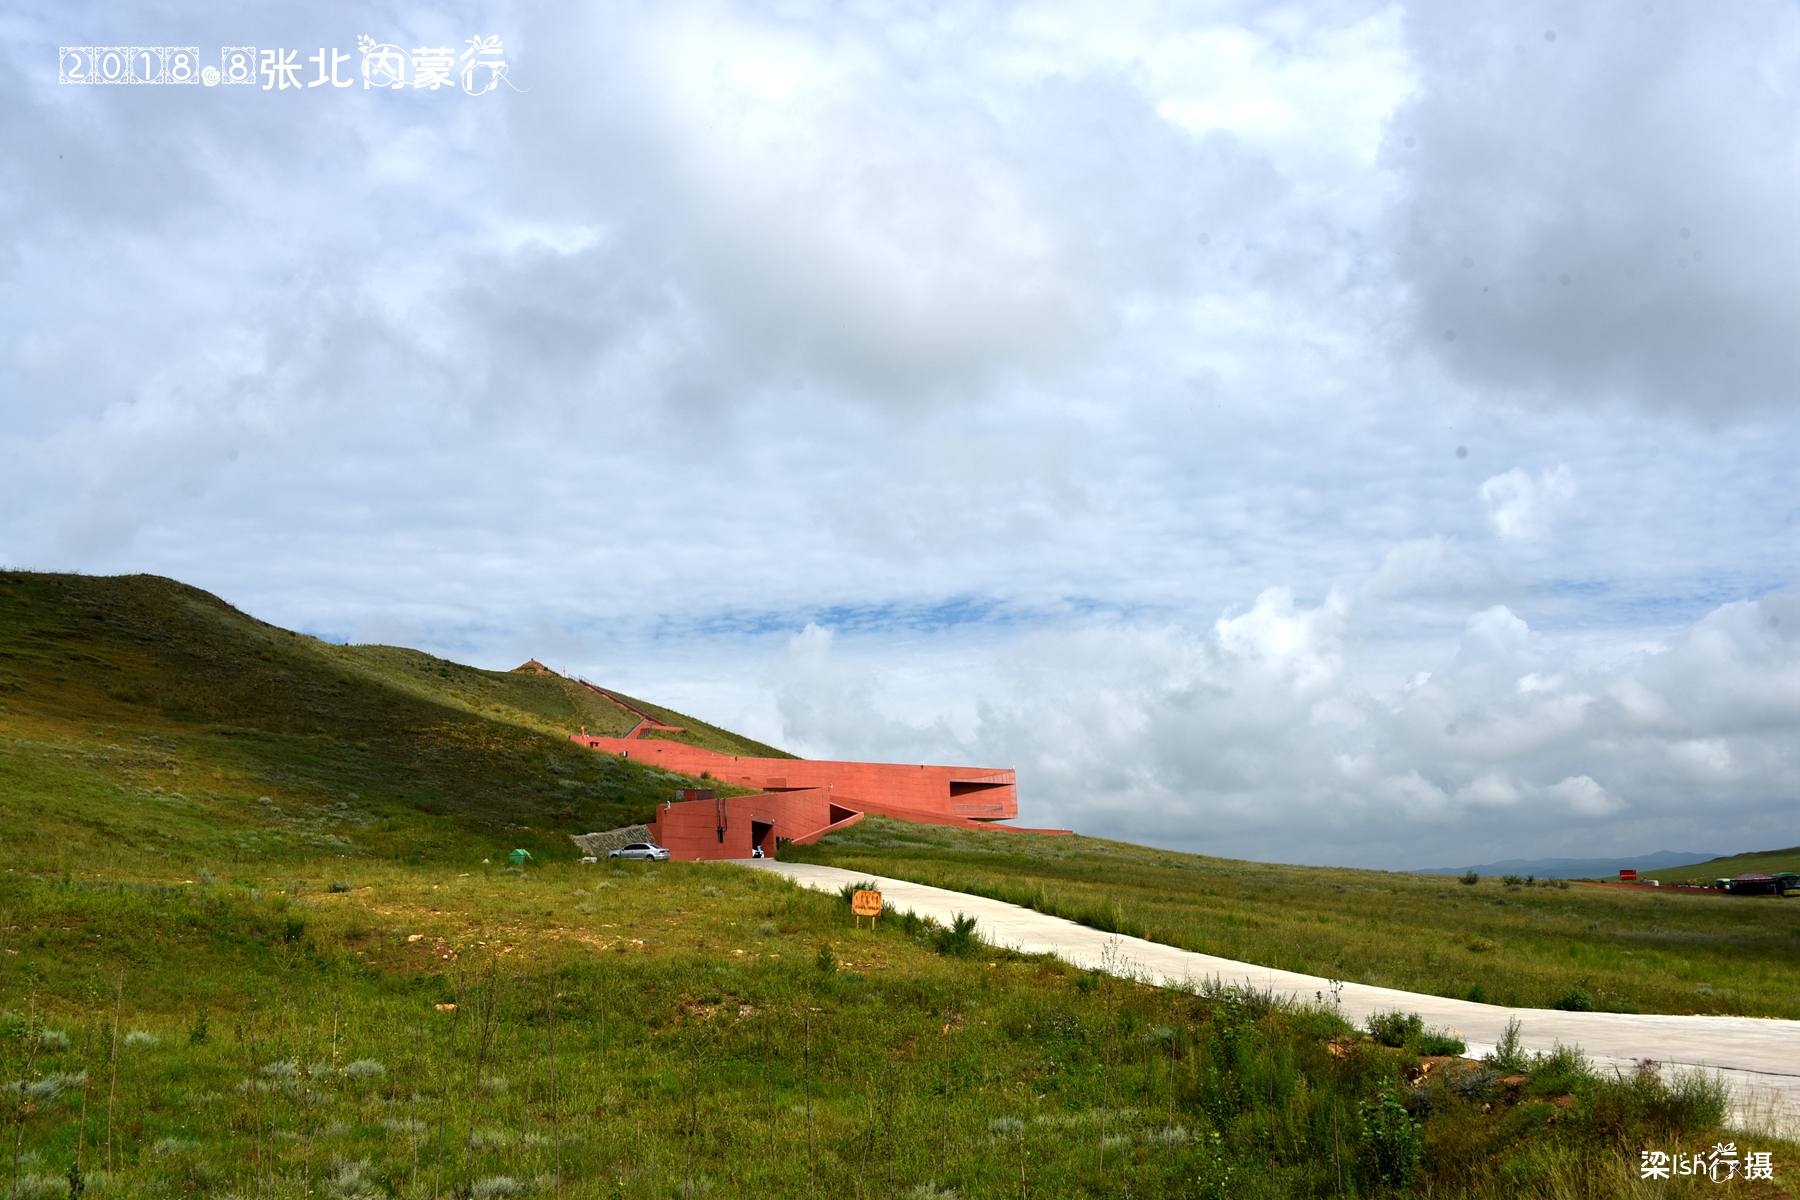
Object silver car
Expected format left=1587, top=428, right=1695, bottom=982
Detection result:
left=607, top=842, right=671, bottom=862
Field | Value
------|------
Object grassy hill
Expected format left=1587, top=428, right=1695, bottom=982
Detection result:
left=0, top=570, right=1792, bottom=1197
left=0, top=570, right=765, bottom=873
left=1649, top=846, right=1800, bottom=882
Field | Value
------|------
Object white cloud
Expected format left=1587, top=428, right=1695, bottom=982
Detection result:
left=1479, top=465, right=1574, bottom=540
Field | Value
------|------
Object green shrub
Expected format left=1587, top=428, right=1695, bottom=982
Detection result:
left=1365, top=1009, right=1423, bottom=1048
left=1448, top=1066, right=1499, bottom=1099
left=1485, top=1017, right=1529, bottom=1072
left=1553, top=987, right=1596, bottom=1012
left=814, top=942, right=837, bottom=975
left=1418, top=1027, right=1466, bottom=1056
left=932, top=913, right=980, bottom=958
left=1358, top=1083, right=1423, bottom=1188
left=838, top=879, right=880, bottom=905
left=1459, top=871, right=1479, bottom=886
left=1463, top=983, right=1489, bottom=1004
left=1189, top=1128, right=1236, bottom=1200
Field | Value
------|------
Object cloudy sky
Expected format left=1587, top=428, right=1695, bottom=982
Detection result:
left=7, top=0, right=1799, bottom=868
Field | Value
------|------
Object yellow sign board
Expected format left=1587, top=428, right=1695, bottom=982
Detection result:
left=852, top=889, right=882, bottom=918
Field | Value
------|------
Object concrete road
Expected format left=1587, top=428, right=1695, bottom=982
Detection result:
left=738, top=858, right=1800, bottom=1137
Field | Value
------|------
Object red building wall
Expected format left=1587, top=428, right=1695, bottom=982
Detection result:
left=573, top=734, right=1023, bottom=860
left=571, top=736, right=1018, bottom=826
left=647, top=788, right=862, bottom=860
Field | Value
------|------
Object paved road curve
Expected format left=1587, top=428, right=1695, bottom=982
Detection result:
left=739, top=859, right=1800, bottom=1137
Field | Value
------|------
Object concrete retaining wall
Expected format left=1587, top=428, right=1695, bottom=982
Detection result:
left=569, top=825, right=655, bottom=857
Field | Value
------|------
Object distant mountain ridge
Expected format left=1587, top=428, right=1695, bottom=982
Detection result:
left=1412, top=851, right=1724, bottom=880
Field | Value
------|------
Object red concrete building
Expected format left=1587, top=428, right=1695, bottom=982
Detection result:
left=569, top=727, right=1028, bottom=860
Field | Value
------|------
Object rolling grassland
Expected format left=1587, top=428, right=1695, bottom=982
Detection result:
left=791, top=818, right=1800, bottom=1020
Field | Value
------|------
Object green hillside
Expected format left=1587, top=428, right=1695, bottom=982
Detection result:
left=592, top=683, right=797, bottom=759
left=1651, top=846, right=1800, bottom=882
left=0, top=570, right=767, bottom=872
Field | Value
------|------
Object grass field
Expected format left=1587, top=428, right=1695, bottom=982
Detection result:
left=4, top=857, right=1787, bottom=1200
left=0, top=571, right=1795, bottom=1197
left=788, top=818, right=1800, bottom=1021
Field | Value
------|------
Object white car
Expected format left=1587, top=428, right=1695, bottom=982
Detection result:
left=607, top=842, right=671, bottom=862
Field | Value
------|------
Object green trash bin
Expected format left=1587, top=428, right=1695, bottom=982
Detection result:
left=508, top=848, right=532, bottom=868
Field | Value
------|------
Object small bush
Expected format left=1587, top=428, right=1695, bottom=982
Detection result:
left=341, top=1059, right=385, bottom=1080
left=25, top=1070, right=86, bottom=1100
left=1365, top=1010, right=1422, bottom=1048
left=1485, top=1017, right=1529, bottom=1072
left=1462, top=983, right=1489, bottom=1004
left=1189, top=1129, right=1235, bottom=1200
left=1358, top=1083, right=1423, bottom=1188
left=123, top=1030, right=160, bottom=1048
left=1448, top=1066, right=1499, bottom=1099
left=814, top=943, right=837, bottom=975
left=1531, top=1041, right=1593, bottom=1087
left=987, top=1116, right=1024, bottom=1137
left=327, top=1157, right=383, bottom=1200
left=328, top=881, right=351, bottom=893
left=1459, top=871, right=1479, bottom=886
left=1417, top=1027, right=1466, bottom=1056
left=700, top=884, right=722, bottom=898
left=932, top=913, right=980, bottom=958
left=35, top=1029, right=69, bottom=1052
left=1552, top=987, right=1596, bottom=1012
left=1658, top=1067, right=1731, bottom=1132
left=12, top=1174, right=63, bottom=1200
left=1499, top=874, right=1523, bottom=887
left=188, top=1013, right=209, bottom=1045
left=754, top=922, right=778, bottom=938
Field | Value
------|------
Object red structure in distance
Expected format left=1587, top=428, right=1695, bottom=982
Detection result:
left=568, top=729, right=1046, bottom=860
